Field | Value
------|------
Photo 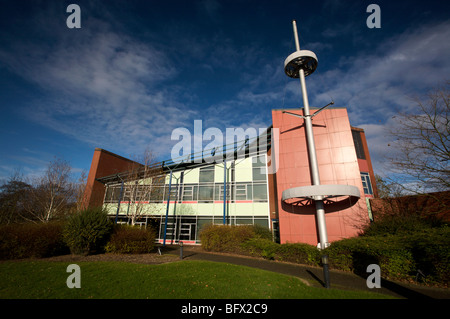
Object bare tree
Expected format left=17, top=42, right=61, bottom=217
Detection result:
left=374, top=174, right=404, bottom=199
left=383, top=82, right=449, bottom=217
left=387, top=82, right=449, bottom=194
left=23, top=158, right=75, bottom=223
left=74, top=169, right=88, bottom=213
left=124, top=149, right=164, bottom=226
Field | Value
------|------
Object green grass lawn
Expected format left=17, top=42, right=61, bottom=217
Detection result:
left=0, top=260, right=394, bottom=299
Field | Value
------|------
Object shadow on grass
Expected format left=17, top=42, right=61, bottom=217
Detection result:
left=306, top=270, right=325, bottom=287
left=350, top=251, right=433, bottom=299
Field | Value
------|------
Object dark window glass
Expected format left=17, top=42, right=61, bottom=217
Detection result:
left=352, top=130, right=366, bottom=160
left=198, top=185, right=214, bottom=201
left=199, top=166, right=215, bottom=182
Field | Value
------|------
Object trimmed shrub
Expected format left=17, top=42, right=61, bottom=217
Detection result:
left=105, top=225, right=156, bottom=254
left=198, top=221, right=449, bottom=285
left=277, top=242, right=320, bottom=265
left=241, top=238, right=279, bottom=260
left=0, top=222, right=68, bottom=260
left=63, top=207, right=113, bottom=255
left=407, top=227, right=450, bottom=284
left=250, top=224, right=273, bottom=240
left=359, top=210, right=449, bottom=284
left=200, top=224, right=320, bottom=264
left=325, top=236, right=416, bottom=281
left=200, top=224, right=267, bottom=253
left=241, top=238, right=320, bottom=264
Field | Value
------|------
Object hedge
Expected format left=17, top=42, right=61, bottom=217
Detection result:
left=199, top=224, right=271, bottom=253
left=405, top=228, right=450, bottom=284
left=324, top=236, right=416, bottom=280
left=242, top=238, right=320, bottom=265
left=0, top=219, right=158, bottom=259
left=200, top=224, right=322, bottom=265
left=105, top=225, right=157, bottom=254
left=201, top=224, right=450, bottom=285
left=325, top=228, right=450, bottom=284
left=0, top=222, right=68, bottom=260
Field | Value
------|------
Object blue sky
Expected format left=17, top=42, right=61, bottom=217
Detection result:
left=0, top=0, right=449, bottom=181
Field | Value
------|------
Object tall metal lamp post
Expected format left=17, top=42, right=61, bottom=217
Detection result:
left=284, top=19, right=329, bottom=252
left=281, top=20, right=362, bottom=288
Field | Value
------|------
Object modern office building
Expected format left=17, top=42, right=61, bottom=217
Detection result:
left=83, top=107, right=377, bottom=246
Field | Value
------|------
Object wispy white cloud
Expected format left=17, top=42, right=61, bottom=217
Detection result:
left=312, top=21, right=450, bottom=118
left=185, top=19, right=450, bottom=176
left=303, top=21, right=450, bottom=173
left=0, top=3, right=280, bottom=164
left=0, top=11, right=200, bottom=160
left=1, top=2, right=448, bottom=179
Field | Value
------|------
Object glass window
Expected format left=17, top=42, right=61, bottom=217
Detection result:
left=123, top=186, right=131, bottom=201
left=105, top=186, right=122, bottom=203
left=193, top=185, right=198, bottom=201
left=150, top=185, right=164, bottom=202
left=198, top=185, right=214, bottom=201
left=352, top=130, right=366, bottom=160
left=199, top=166, right=215, bottom=183
left=164, top=184, right=179, bottom=201
left=152, top=175, right=166, bottom=185
left=235, top=183, right=247, bottom=200
left=253, top=183, right=267, bottom=201
left=252, top=155, right=267, bottom=181
left=252, top=167, right=267, bottom=181
left=253, top=218, right=269, bottom=228
left=235, top=182, right=252, bottom=200
left=215, top=184, right=231, bottom=200
left=360, top=172, right=373, bottom=195
left=182, top=185, right=194, bottom=201
left=247, top=184, right=253, bottom=200
left=235, top=217, right=253, bottom=225
left=133, top=185, right=151, bottom=202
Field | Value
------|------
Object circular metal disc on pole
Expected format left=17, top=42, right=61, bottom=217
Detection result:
left=281, top=184, right=361, bottom=214
left=282, top=184, right=361, bottom=202
left=284, top=50, right=318, bottom=78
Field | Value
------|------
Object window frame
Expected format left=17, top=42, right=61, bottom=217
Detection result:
left=360, top=172, right=373, bottom=195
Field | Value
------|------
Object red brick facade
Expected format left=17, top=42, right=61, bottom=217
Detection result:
left=82, top=148, right=141, bottom=209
